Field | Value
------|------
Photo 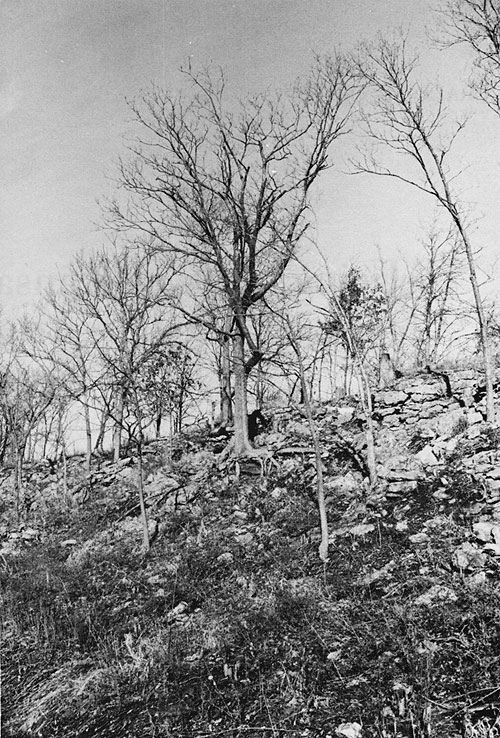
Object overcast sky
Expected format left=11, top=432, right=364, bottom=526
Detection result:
left=2, top=0, right=500, bottom=318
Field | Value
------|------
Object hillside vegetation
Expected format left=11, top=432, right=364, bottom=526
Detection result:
left=3, top=370, right=500, bottom=737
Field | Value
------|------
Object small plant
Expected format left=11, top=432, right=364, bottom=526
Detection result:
left=482, top=425, right=500, bottom=449
left=452, top=415, right=469, bottom=436
left=408, top=432, right=430, bottom=454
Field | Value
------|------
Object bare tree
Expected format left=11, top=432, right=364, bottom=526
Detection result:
left=33, top=286, right=101, bottom=472
left=263, top=278, right=330, bottom=562
left=140, top=341, right=198, bottom=437
left=0, top=343, right=56, bottom=522
left=375, top=254, right=413, bottom=374
left=438, top=0, right=500, bottom=117
left=61, top=242, right=183, bottom=551
left=377, top=225, right=466, bottom=370
left=320, top=287, right=379, bottom=486
left=68, top=243, right=181, bottom=460
left=263, top=291, right=329, bottom=405
left=107, top=61, right=361, bottom=455
left=410, top=225, right=466, bottom=366
left=199, top=284, right=235, bottom=428
left=324, top=266, right=388, bottom=394
left=286, top=320, right=329, bottom=563
left=354, top=37, right=496, bottom=420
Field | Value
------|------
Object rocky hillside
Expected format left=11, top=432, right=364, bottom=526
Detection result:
left=3, top=369, right=500, bottom=737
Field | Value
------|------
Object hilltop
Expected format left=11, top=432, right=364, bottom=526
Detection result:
left=3, top=369, right=500, bottom=737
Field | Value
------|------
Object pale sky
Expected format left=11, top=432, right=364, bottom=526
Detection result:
left=2, top=0, right=500, bottom=318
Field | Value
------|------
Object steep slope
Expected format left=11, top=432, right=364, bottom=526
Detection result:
left=2, top=371, right=500, bottom=737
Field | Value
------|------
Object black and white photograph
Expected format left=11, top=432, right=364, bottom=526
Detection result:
left=2, top=1, right=500, bottom=736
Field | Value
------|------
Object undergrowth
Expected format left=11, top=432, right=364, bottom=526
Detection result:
left=2, top=434, right=500, bottom=737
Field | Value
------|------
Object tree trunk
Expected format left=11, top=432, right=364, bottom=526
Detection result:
left=132, top=388, right=150, bottom=552
left=41, top=415, right=50, bottom=459
left=26, top=432, right=33, bottom=464
left=220, top=335, right=233, bottom=426
left=454, top=219, right=495, bottom=421
left=232, top=331, right=252, bottom=456
left=113, top=388, right=124, bottom=463
left=0, top=427, right=8, bottom=466
left=317, top=345, right=325, bottom=403
left=84, top=402, right=92, bottom=472
left=94, top=404, right=108, bottom=454
left=62, top=442, right=68, bottom=500
left=14, top=441, right=23, bottom=526
left=155, top=408, right=162, bottom=439
left=356, top=361, right=378, bottom=486
left=292, top=335, right=329, bottom=562
left=176, top=382, right=184, bottom=433
left=330, top=346, right=338, bottom=401
left=167, top=411, right=173, bottom=466
left=136, top=442, right=150, bottom=552
left=343, top=351, right=350, bottom=395
left=255, top=363, right=264, bottom=409
left=347, top=361, right=354, bottom=396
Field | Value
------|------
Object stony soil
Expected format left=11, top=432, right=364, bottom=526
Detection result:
left=3, top=370, right=500, bottom=737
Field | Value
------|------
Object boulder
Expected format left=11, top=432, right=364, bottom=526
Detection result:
left=216, top=552, right=234, bottom=565
left=409, top=532, right=430, bottom=544
left=335, top=723, right=363, bottom=738
left=467, top=410, right=484, bottom=425
left=379, top=467, right=421, bottom=482
left=382, top=414, right=403, bottom=427
left=387, top=481, right=418, bottom=493
left=355, top=560, right=395, bottom=587
left=417, top=408, right=465, bottom=439
left=400, top=380, right=444, bottom=397
left=376, top=406, right=403, bottom=417
left=414, top=585, right=458, bottom=607
left=235, top=531, right=254, bottom=546
left=375, top=390, right=408, bottom=406
left=337, top=406, right=355, bottom=424
left=415, top=445, right=439, bottom=466
left=452, top=542, right=488, bottom=571
left=472, top=521, right=500, bottom=545
left=472, top=521, right=494, bottom=542
left=325, top=472, right=360, bottom=494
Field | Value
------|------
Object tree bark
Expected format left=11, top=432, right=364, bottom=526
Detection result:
left=452, top=218, right=495, bottom=421
left=357, top=362, right=378, bottom=486
left=94, top=403, right=108, bottom=454
left=132, top=388, right=150, bottom=552
left=220, top=324, right=233, bottom=426
left=0, top=427, right=8, bottom=466
left=14, top=441, right=23, bottom=526
left=232, top=331, right=252, bottom=456
left=155, top=408, right=162, bottom=439
left=84, top=402, right=92, bottom=472
left=113, top=388, right=124, bottom=463
left=62, top=442, right=68, bottom=501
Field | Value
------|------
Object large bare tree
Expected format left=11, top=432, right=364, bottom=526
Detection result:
left=107, top=61, right=361, bottom=455
left=354, top=38, right=496, bottom=421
